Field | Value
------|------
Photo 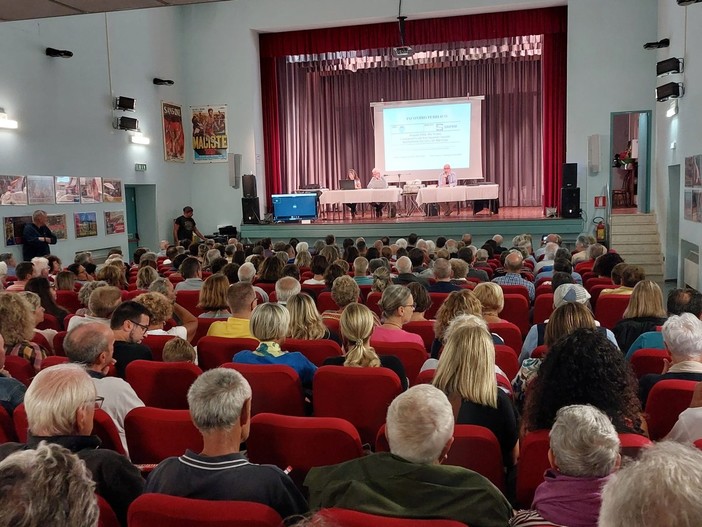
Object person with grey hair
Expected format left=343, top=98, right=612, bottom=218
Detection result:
left=0, top=442, right=100, bottom=527
left=237, top=262, right=269, bottom=302
left=492, top=251, right=535, bottom=302
left=372, top=284, right=424, bottom=347
left=74, top=251, right=93, bottom=266
left=145, top=368, right=307, bottom=518
left=64, top=323, right=144, bottom=456
left=570, top=234, right=591, bottom=265
left=511, top=404, right=620, bottom=527
left=535, top=234, right=560, bottom=259
left=534, top=242, right=560, bottom=274
left=67, top=286, right=123, bottom=331
left=305, top=384, right=512, bottom=526
left=275, top=276, right=301, bottom=305
left=639, top=313, right=702, bottom=406
left=598, top=441, right=702, bottom=527
left=393, top=256, right=429, bottom=288
left=22, top=210, right=57, bottom=261
left=428, top=258, right=460, bottom=292
left=0, top=364, right=143, bottom=525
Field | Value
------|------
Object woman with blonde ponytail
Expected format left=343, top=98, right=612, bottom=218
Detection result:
left=323, top=303, right=408, bottom=390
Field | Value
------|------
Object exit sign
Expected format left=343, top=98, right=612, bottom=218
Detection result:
left=135, top=163, right=147, bottom=172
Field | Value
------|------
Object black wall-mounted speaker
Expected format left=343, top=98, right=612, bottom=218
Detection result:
left=562, top=163, right=577, bottom=188
left=242, top=174, right=257, bottom=198
left=561, top=187, right=581, bottom=218
left=242, top=197, right=260, bottom=224
left=117, top=116, right=139, bottom=131
left=656, top=82, right=683, bottom=102
left=115, top=96, right=136, bottom=111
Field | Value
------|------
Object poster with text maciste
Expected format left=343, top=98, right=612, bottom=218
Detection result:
left=191, top=104, right=228, bottom=163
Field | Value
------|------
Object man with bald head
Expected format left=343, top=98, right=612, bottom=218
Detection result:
left=535, top=233, right=560, bottom=259
left=492, top=250, right=535, bottom=302
left=64, top=322, right=144, bottom=456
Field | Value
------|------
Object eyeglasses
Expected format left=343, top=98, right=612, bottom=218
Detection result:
left=131, top=320, right=149, bottom=331
left=94, top=397, right=105, bottom=409
left=403, top=303, right=417, bottom=310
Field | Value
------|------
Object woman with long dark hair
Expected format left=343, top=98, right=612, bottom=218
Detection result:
left=25, top=277, right=69, bottom=330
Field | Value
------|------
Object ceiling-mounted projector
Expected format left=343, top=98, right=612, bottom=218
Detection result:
left=678, top=0, right=702, bottom=5
left=393, top=46, right=414, bottom=58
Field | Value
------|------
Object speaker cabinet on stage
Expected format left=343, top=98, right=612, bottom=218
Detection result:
left=563, top=163, right=577, bottom=188
left=561, top=187, right=581, bottom=218
left=242, top=197, right=260, bottom=224
left=242, top=174, right=257, bottom=198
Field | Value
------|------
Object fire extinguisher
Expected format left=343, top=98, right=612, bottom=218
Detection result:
left=593, top=217, right=606, bottom=243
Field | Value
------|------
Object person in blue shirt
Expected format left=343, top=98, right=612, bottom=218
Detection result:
left=22, top=210, right=57, bottom=262
left=232, top=302, right=317, bottom=387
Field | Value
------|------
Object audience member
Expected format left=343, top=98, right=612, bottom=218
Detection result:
left=206, top=283, right=258, bottom=340
left=428, top=258, right=460, bottom=292
left=0, top=293, right=47, bottom=371
left=136, top=266, right=159, bottom=290
left=67, top=286, right=122, bottom=331
left=174, top=257, right=204, bottom=291
left=134, top=291, right=197, bottom=342
left=393, top=256, right=429, bottom=288
left=407, top=282, right=432, bottom=322
left=286, top=293, right=340, bottom=344
left=197, top=274, right=231, bottom=318
left=372, top=285, right=424, bottom=347
left=352, top=257, right=372, bottom=285
left=162, top=337, right=197, bottom=363
left=110, top=301, right=153, bottom=378
left=5, top=261, right=35, bottom=291
left=612, top=280, right=667, bottom=354
left=432, top=289, right=486, bottom=358
left=473, top=282, right=506, bottom=324
left=96, top=263, right=128, bottom=290
left=0, top=332, right=26, bottom=412
left=600, top=264, right=645, bottom=296
left=492, top=251, right=535, bottom=302
left=275, top=276, right=301, bottom=305
left=238, top=262, right=269, bottom=302
left=25, top=276, right=69, bottom=330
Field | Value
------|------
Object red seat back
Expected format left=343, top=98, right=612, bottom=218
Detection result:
left=371, top=341, right=427, bottom=386
left=365, top=292, right=382, bottom=316
left=415, top=368, right=435, bottom=385
left=175, top=290, right=203, bottom=317
left=282, top=338, right=343, bottom=367
left=4, top=356, right=35, bottom=387
left=0, top=405, right=17, bottom=443
left=313, top=366, right=402, bottom=445
left=192, top=318, right=219, bottom=346
left=500, top=294, right=531, bottom=336
left=125, top=360, right=202, bottom=409
left=589, top=284, right=613, bottom=308
left=97, top=494, right=120, bottom=527
left=426, top=293, right=450, bottom=319
left=141, top=334, right=176, bottom=361
left=404, top=321, right=436, bottom=355
left=594, top=294, right=630, bottom=330
left=618, top=433, right=652, bottom=459
left=197, top=337, right=259, bottom=371
left=494, top=344, right=519, bottom=381
left=319, top=508, right=467, bottom=527
left=125, top=407, right=203, bottom=465
left=535, top=284, right=552, bottom=297
left=316, top=292, right=339, bottom=313
left=532, top=294, right=554, bottom=325
left=516, top=429, right=551, bottom=508
left=221, top=363, right=305, bottom=417
left=584, top=276, right=613, bottom=291
left=36, top=313, right=61, bottom=331
left=56, top=290, right=82, bottom=314
left=645, top=379, right=697, bottom=440
left=93, top=408, right=128, bottom=456
left=499, top=284, right=530, bottom=303
left=532, top=344, right=548, bottom=359
left=128, top=495, right=283, bottom=527
left=488, top=322, right=523, bottom=355
left=53, top=331, right=68, bottom=356
left=248, top=413, right=364, bottom=490
left=630, top=348, right=671, bottom=379
left=40, top=355, right=69, bottom=370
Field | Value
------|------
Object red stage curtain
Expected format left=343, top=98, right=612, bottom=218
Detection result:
left=260, top=6, right=567, bottom=209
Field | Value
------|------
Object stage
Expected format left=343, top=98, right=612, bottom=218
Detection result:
left=238, top=206, right=587, bottom=247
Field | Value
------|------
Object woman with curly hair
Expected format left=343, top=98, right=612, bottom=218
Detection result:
left=323, top=302, right=407, bottom=390
left=0, top=293, right=47, bottom=371
left=134, top=291, right=197, bottom=342
left=135, top=266, right=159, bottom=291
left=432, top=289, right=491, bottom=358
left=96, top=263, right=127, bottom=290
left=197, top=274, right=231, bottom=319
left=286, top=293, right=340, bottom=344
left=24, top=277, right=69, bottom=330
left=522, top=328, right=644, bottom=435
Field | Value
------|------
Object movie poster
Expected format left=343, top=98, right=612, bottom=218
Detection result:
left=55, top=176, right=80, bottom=204
left=685, top=155, right=702, bottom=188
left=47, top=213, right=68, bottom=240
left=74, top=212, right=98, bottom=238
left=80, top=177, right=103, bottom=204
left=162, top=102, right=185, bottom=163
left=0, top=175, right=27, bottom=205
left=103, top=179, right=123, bottom=202
left=190, top=104, right=228, bottom=163
left=27, top=175, right=56, bottom=205
left=104, top=211, right=126, bottom=235
left=3, top=215, right=32, bottom=245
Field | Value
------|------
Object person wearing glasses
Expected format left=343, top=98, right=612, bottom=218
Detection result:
left=64, top=323, right=145, bottom=459
left=0, top=363, right=144, bottom=526
left=371, top=285, right=424, bottom=347
left=110, top=301, right=154, bottom=379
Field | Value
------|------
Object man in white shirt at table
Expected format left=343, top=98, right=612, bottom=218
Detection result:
left=367, top=168, right=388, bottom=218
left=438, top=163, right=457, bottom=216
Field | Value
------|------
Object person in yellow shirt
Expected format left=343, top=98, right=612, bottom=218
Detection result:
left=206, top=282, right=258, bottom=340
left=599, top=264, right=645, bottom=297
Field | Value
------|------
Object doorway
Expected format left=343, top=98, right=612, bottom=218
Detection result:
left=609, top=111, right=651, bottom=214
left=125, top=184, right=158, bottom=260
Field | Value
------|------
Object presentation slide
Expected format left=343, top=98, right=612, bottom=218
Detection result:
left=372, top=97, right=484, bottom=182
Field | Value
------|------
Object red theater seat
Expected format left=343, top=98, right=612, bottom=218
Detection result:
left=125, top=360, right=202, bottom=409
left=221, top=363, right=305, bottom=417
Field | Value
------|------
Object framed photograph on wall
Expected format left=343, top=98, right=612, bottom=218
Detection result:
left=103, top=179, right=123, bottom=202
left=74, top=211, right=98, bottom=238
left=79, top=177, right=103, bottom=203
left=104, top=211, right=126, bottom=235
left=55, top=176, right=80, bottom=204
left=0, top=175, right=28, bottom=205
left=3, top=215, right=32, bottom=245
left=47, top=213, right=68, bottom=240
left=27, top=175, right=56, bottom=205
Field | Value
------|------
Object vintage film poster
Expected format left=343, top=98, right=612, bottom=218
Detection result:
left=104, top=211, right=126, bottom=235
left=162, top=102, right=185, bottom=163
left=103, top=179, right=124, bottom=202
left=27, top=175, right=56, bottom=205
left=685, top=155, right=702, bottom=188
left=74, top=211, right=98, bottom=238
left=47, top=213, right=68, bottom=240
left=190, top=104, right=228, bottom=163
left=0, top=175, right=27, bottom=205
left=80, top=177, right=103, bottom=203
left=3, top=215, right=32, bottom=245
left=55, top=176, right=80, bottom=204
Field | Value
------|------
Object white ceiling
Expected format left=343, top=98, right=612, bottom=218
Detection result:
left=0, top=0, right=225, bottom=22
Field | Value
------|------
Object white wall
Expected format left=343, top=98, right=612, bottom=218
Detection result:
left=656, top=1, right=702, bottom=286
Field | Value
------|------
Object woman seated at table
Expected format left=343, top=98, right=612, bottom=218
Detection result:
left=344, top=168, right=362, bottom=218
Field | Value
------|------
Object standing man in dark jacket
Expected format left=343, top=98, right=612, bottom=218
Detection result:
left=22, top=210, right=56, bottom=261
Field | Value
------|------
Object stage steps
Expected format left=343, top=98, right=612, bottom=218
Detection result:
left=610, top=213, right=664, bottom=284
